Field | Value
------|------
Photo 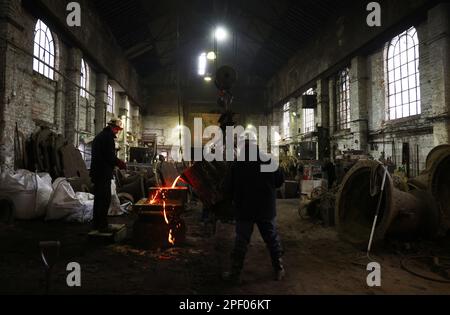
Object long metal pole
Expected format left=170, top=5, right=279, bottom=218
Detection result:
left=367, top=165, right=388, bottom=256
left=176, top=1, right=183, bottom=158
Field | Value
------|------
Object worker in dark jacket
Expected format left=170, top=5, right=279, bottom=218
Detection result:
left=224, top=139, right=285, bottom=284
left=90, top=118, right=126, bottom=233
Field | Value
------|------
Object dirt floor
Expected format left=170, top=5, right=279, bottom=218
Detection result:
left=1, top=199, right=450, bottom=295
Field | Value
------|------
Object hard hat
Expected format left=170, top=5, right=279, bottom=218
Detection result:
left=108, top=118, right=123, bottom=130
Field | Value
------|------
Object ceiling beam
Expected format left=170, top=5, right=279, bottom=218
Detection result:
left=125, top=41, right=154, bottom=60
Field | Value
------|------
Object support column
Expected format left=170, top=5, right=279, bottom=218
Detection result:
left=54, top=80, right=64, bottom=134
left=428, top=3, right=450, bottom=145
left=317, top=79, right=330, bottom=159
left=328, top=78, right=336, bottom=134
left=64, top=47, right=81, bottom=145
left=117, top=93, right=128, bottom=161
left=298, top=95, right=304, bottom=136
left=317, top=79, right=330, bottom=130
left=0, top=11, right=8, bottom=169
left=95, top=73, right=107, bottom=134
left=350, top=56, right=369, bottom=152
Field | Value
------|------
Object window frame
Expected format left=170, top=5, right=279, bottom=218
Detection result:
left=107, top=84, right=115, bottom=114
left=282, top=102, right=291, bottom=140
left=386, top=27, right=421, bottom=121
left=302, top=88, right=315, bottom=134
left=33, top=19, right=56, bottom=80
left=303, top=108, right=315, bottom=134
left=336, top=68, right=351, bottom=131
left=80, top=58, right=90, bottom=98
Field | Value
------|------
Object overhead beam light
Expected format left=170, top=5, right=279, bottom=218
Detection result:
left=204, top=76, right=212, bottom=82
left=198, top=52, right=207, bottom=76
left=214, top=26, right=228, bottom=42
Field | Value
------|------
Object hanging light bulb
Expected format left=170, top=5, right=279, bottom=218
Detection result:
left=207, top=51, right=217, bottom=60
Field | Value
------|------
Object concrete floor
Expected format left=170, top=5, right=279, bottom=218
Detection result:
left=0, top=199, right=450, bottom=295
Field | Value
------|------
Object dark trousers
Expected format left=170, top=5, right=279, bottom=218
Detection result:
left=93, top=179, right=111, bottom=230
left=232, top=219, right=283, bottom=271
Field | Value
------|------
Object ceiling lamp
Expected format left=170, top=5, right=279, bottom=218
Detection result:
left=214, top=26, right=228, bottom=42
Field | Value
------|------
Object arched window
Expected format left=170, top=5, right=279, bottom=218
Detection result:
left=386, top=27, right=421, bottom=120
left=80, top=58, right=89, bottom=98
left=336, top=68, right=351, bottom=130
left=283, top=102, right=290, bottom=140
left=107, top=84, right=115, bottom=113
left=302, top=88, right=315, bottom=134
left=33, top=19, right=55, bottom=80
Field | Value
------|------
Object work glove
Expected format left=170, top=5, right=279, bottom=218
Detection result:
left=117, top=159, right=127, bottom=170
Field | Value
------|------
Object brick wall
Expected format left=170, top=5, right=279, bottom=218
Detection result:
left=269, top=3, right=450, bottom=175
left=0, top=0, right=143, bottom=170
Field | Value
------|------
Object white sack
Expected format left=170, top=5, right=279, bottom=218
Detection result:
left=0, top=170, right=52, bottom=219
left=108, top=180, right=123, bottom=216
left=46, top=178, right=93, bottom=223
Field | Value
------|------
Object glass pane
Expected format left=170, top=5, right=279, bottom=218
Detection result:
left=396, top=81, right=402, bottom=94
left=402, top=91, right=409, bottom=103
left=403, top=104, right=409, bottom=118
left=389, top=95, right=396, bottom=108
left=410, top=102, right=417, bottom=116
left=396, top=106, right=402, bottom=119
left=394, top=67, right=401, bottom=80
left=402, top=78, right=409, bottom=91
left=401, top=65, right=408, bottom=78
left=410, top=89, right=417, bottom=102
left=399, top=36, right=407, bottom=52
left=407, top=48, right=415, bottom=62
left=400, top=51, right=407, bottom=64
left=396, top=93, right=402, bottom=106
left=408, top=76, right=416, bottom=89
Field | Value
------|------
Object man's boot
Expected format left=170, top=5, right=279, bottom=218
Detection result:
left=222, top=252, right=245, bottom=285
left=272, top=257, right=285, bottom=281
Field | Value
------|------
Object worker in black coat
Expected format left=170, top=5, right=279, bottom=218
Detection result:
left=224, top=139, right=285, bottom=284
left=90, top=118, right=126, bottom=232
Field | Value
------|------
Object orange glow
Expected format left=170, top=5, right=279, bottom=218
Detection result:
left=162, top=201, right=169, bottom=224
left=163, top=202, right=175, bottom=246
left=146, top=178, right=187, bottom=247
left=171, top=176, right=186, bottom=188
left=168, top=229, right=175, bottom=245
left=149, top=189, right=162, bottom=205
